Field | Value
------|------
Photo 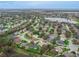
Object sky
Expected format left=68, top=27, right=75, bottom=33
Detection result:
left=0, top=1, right=79, bottom=9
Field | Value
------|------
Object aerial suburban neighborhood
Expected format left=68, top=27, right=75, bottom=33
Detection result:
left=0, top=9, right=79, bottom=57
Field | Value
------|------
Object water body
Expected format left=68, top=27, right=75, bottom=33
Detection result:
left=68, top=38, right=79, bottom=52
left=45, top=17, right=77, bottom=24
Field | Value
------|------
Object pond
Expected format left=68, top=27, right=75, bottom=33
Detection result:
left=67, top=38, right=79, bottom=52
